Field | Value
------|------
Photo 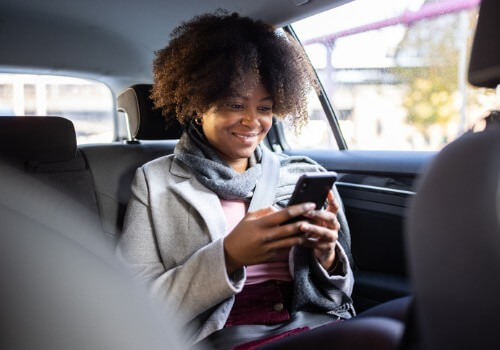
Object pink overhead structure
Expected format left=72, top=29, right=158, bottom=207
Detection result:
left=302, top=0, right=481, bottom=45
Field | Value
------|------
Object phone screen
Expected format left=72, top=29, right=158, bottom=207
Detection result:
left=283, top=171, right=337, bottom=224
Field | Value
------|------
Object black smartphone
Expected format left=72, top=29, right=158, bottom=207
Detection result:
left=283, top=172, right=337, bottom=224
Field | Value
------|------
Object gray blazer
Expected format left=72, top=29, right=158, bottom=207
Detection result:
left=117, top=155, right=354, bottom=344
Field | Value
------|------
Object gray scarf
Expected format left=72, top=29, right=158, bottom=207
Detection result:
left=174, top=122, right=324, bottom=206
left=175, top=122, right=355, bottom=317
left=174, top=122, right=263, bottom=200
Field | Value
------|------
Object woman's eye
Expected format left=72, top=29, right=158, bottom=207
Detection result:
left=258, top=106, right=273, bottom=112
left=229, top=103, right=244, bottom=110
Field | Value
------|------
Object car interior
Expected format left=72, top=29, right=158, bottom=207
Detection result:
left=0, top=0, right=498, bottom=349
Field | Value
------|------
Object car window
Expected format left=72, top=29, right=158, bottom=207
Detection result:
left=281, top=90, right=339, bottom=150
left=0, top=74, right=114, bottom=144
left=290, top=0, right=498, bottom=151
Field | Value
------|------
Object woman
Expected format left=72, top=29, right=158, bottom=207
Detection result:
left=117, top=11, right=355, bottom=349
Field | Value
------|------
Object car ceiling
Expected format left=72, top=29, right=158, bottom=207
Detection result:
left=0, top=0, right=350, bottom=94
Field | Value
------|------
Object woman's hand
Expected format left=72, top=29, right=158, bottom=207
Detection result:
left=301, top=191, right=341, bottom=271
left=223, top=202, right=316, bottom=275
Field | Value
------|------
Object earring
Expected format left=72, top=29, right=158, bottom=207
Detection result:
left=194, top=117, right=203, bottom=125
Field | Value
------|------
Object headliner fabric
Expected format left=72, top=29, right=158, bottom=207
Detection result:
left=0, top=116, right=77, bottom=162
left=468, top=0, right=500, bottom=88
left=117, top=84, right=183, bottom=140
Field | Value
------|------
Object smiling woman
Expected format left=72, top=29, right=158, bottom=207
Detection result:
left=117, top=10, right=355, bottom=350
left=2, top=0, right=499, bottom=348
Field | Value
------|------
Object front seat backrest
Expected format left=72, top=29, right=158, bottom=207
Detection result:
left=0, top=161, right=187, bottom=350
left=0, top=116, right=100, bottom=217
left=0, top=116, right=76, bottom=163
left=406, top=126, right=500, bottom=350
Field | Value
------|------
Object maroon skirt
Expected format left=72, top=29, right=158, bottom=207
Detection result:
left=224, top=280, right=294, bottom=327
left=198, top=281, right=341, bottom=350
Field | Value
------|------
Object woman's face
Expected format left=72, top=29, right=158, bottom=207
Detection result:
left=201, top=83, right=273, bottom=172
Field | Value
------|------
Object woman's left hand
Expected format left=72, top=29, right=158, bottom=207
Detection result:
left=300, top=190, right=340, bottom=271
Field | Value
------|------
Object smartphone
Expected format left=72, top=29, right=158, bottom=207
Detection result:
left=283, top=172, right=337, bottom=224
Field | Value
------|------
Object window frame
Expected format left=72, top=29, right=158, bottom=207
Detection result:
left=283, top=25, right=348, bottom=151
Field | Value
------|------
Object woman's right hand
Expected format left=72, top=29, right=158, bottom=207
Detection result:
left=223, top=202, right=316, bottom=274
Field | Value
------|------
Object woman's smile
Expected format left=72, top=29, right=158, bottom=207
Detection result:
left=231, top=131, right=260, bottom=145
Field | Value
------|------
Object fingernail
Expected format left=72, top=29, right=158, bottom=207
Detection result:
left=303, top=203, right=315, bottom=210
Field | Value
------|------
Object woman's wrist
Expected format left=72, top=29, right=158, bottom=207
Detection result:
left=225, top=255, right=239, bottom=275
left=223, top=239, right=242, bottom=275
left=315, top=247, right=336, bottom=271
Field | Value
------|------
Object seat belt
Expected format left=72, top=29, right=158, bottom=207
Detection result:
left=248, top=146, right=280, bottom=211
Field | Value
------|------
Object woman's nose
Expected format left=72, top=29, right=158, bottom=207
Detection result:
left=240, top=110, right=260, bottom=128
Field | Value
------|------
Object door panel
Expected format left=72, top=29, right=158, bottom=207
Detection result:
left=285, top=149, right=435, bottom=312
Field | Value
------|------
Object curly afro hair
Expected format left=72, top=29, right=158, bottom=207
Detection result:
left=151, top=10, right=319, bottom=130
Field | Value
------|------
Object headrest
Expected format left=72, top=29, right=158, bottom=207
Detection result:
left=117, top=84, right=183, bottom=140
left=0, top=116, right=77, bottom=162
left=468, top=0, right=500, bottom=88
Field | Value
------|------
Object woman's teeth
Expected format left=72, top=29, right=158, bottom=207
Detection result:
left=233, top=132, right=258, bottom=139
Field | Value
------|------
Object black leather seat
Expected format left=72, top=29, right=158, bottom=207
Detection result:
left=0, top=116, right=100, bottom=217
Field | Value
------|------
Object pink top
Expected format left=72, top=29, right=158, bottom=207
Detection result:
left=220, top=199, right=292, bottom=285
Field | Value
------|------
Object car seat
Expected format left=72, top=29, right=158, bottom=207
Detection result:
left=80, top=84, right=183, bottom=238
left=0, top=160, right=188, bottom=350
left=406, top=126, right=500, bottom=349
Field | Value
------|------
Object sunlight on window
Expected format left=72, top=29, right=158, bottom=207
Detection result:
left=282, top=91, right=338, bottom=149
left=291, top=0, right=499, bottom=151
left=0, top=74, right=114, bottom=144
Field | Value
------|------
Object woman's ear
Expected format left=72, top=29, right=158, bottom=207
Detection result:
left=194, top=116, right=203, bottom=126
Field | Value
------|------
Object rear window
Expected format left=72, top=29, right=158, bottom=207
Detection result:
left=0, top=74, right=114, bottom=144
